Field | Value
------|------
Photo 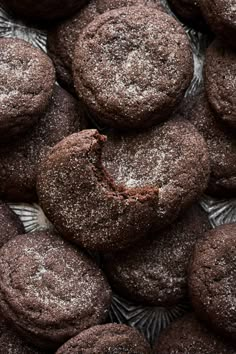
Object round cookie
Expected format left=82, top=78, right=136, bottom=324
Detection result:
left=0, top=317, right=44, bottom=354
left=188, top=93, right=236, bottom=197
left=0, top=201, right=24, bottom=247
left=2, top=0, right=89, bottom=22
left=103, top=205, right=210, bottom=306
left=0, top=38, right=55, bottom=140
left=199, top=0, right=236, bottom=48
left=37, top=129, right=160, bottom=252
left=168, top=0, right=206, bottom=31
left=0, top=86, right=85, bottom=202
left=47, top=0, right=165, bottom=93
left=37, top=119, right=209, bottom=252
left=56, top=324, right=151, bottom=354
left=102, top=118, right=209, bottom=229
left=73, top=6, right=193, bottom=130
left=189, top=224, right=236, bottom=343
left=154, top=314, right=236, bottom=354
left=205, top=40, right=236, bottom=130
left=0, top=231, right=112, bottom=350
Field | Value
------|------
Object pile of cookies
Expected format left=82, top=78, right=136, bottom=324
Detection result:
left=0, top=0, right=235, bottom=353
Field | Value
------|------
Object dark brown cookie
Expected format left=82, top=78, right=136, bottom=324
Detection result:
left=168, top=0, right=206, bottom=31
left=0, top=231, right=112, bottom=350
left=103, top=205, right=210, bottom=306
left=2, top=0, right=89, bottom=22
left=37, top=129, right=160, bottom=252
left=188, top=93, right=236, bottom=197
left=154, top=314, right=236, bottom=354
left=73, top=6, right=193, bottom=130
left=188, top=224, right=236, bottom=344
left=0, top=201, right=24, bottom=247
left=0, top=317, right=44, bottom=354
left=56, top=324, right=151, bottom=354
left=199, top=0, right=236, bottom=48
left=205, top=40, right=236, bottom=130
left=47, top=0, right=164, bottom=93
left=0, top=38, right=55, bottom=140
left=102, top=118, right=209, bottom=230
left=0, top=86, right=85, bottom=202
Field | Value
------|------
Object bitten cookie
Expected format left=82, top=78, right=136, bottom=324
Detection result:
left=73, top=6, right=193, bottom=129
left=189, top=224, right=236, bottom=344
left=205, top=40, right=236, bottom=129
left=0, top=38, right=55, bottom=140
left=154, top=314, right=236, bottom=354
left=0, top=232, right=112, bottom=349
left=102, top=118, right=209, bottom=229
left=103, top=205, right=210, bottom=306
left=168, top=0, right=206, bottom=30
left=199, top=0, right=236, bottom=48
left=56, top=324, right=151, bottom=354
left=0, top=201, right=24, bottom=247
left=37, top=130, right=160, bottom=252
left=188, top=93, right=236, bottom=197
left=0, top=86, right=85, bottom=202
left=2, top=0, right=89, bottom=22
left=47, top=0, right=164, bottom=93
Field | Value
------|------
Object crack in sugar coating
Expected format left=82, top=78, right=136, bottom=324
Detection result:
left=205, top=40, right=236, bottom=129
left=0, top=232, right=111, bottom=349
left=73, top=6, right=193, bottom=129
left=56, top=324, right=151, bottom=353
left=102, top=118, right=209, bottom=228
left=189, top=224, right=236, bottom=343
left=37, top=130, right=160, bottom=252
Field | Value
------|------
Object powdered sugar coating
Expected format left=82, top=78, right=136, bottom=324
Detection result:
left=103, top=118, right=210, bottom=227
left=37, top=130, right=160, bottom=252
left=189, top=224, right=236, bottom=343
left=73, top=6, right=193, bottom=129
left=47, top=0, right=164, bottom=92
left=0, top=201, right=24, bottom=247
left=154, top=314, right=236, bottom=353
left=103, top=205, right=210, bottom=306
left=56, top=323, right=151, bottom=354
left=0, top=38, right=55, bottom=138
left=205, top=40, right=236, bottom=129
left=188, top=93, right=236, bottom=196
left=0, top=232, right=112, bottom=349
left=0, top=86, right=83, bottom=202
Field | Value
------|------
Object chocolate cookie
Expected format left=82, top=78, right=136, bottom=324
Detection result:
left=188, top=93, right=236, bottom=197
left=0, top=317, right=44, bottom=354
left=205, top=40, right=236, bottom=130
left=37, top=129, right=160, bottom=252
left=73, top=6, right=193, bottom=129
left=0, top=38, right=55, bottom=140
left=168, top=0, right=206, bottom=31
left=47, top=0, right=164, bottom=93
left=189, top=224, right=236, bottom=343
left=102, top=118, right=209, bottom=229
left=2, top=0, right=89, bottom=22
left=37, top=120, right=209, bottom=252
left=154, top=314, right=236, bottom=354
left=103, top=205, right=210, bottom=306
left=0, top=86, right=85, bottom=202
left=0, top=232, right=112, bottom=350
left=0, top=201, right=24, bottom=247
left=199, top=0, right=236, bottom=48
left=56, top=324, right=151, bottom=354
